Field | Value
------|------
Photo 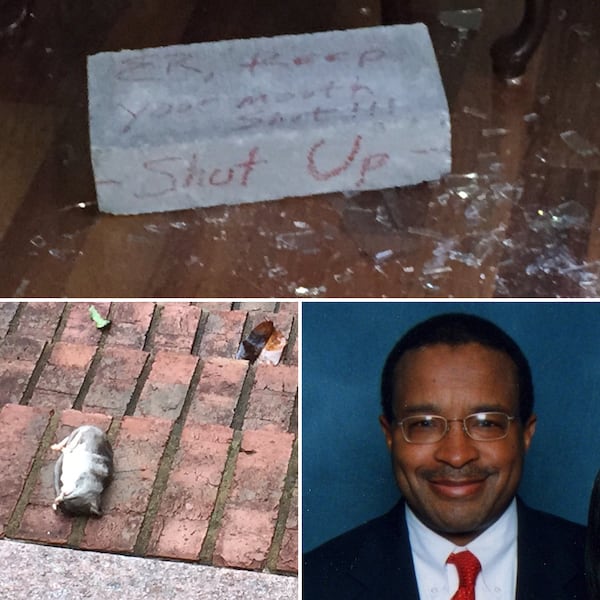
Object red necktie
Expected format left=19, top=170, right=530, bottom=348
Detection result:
left=447, top=550, right=481, bottom=600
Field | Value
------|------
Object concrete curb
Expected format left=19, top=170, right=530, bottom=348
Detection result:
left=0, top=539, right=298, bottom=599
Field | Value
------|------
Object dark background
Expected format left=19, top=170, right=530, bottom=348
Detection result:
left=302, top=301, right=600, bottom=551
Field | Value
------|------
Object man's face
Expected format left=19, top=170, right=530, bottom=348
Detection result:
left=380, top=342, right=536, bottom=545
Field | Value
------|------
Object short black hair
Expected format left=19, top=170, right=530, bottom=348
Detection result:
left=380, top=313, right=534, bottom=424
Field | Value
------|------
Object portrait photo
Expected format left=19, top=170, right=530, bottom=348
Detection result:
left=302, top=301, right=600, bottom=599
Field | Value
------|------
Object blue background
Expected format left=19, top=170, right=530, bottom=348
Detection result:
left=302, top=301, right=600, bottom=552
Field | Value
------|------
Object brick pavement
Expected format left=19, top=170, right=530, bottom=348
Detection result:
left=0, top=302, right=298, bottom=576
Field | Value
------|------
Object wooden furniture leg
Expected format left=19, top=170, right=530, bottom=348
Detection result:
left=491, top=0, right=551, bottom=78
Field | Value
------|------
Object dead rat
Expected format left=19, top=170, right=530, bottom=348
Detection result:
left=51, top=425, right=114, bottom=517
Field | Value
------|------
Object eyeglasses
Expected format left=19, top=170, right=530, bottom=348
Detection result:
left=396, top=412, right=516, bottom=444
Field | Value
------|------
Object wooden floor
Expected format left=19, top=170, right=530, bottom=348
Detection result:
left=1, top=0, right=599, bottom=298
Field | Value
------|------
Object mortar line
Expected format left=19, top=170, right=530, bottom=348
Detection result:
left=265, top=436, right=298, bottom=573
left=229, top=362, right=255, bottom=431
left=19, top=341, right=51, bottom=406
left=71, top=338, right=109, bottom=412
left=122, top=351, right=154, bottom=417
left=191, top=309, right=210, bottom=357
left=132, top=357, right=206, bottom=556
left=288, top=387, right=299, bottom=437
left=237, top=309, right=253, bottom=346
left=4, top=410, right=61, bottom=537
left=5, top=301, right=23, bottom=335
left=197, top=428, right=243, bottom=564
left=142, top=303, right=162, bottom=353
left=282, top=315, right=298, bottom=366
left=51, top=302, right=71, bottom=343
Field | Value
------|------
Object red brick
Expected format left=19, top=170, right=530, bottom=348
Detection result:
left=0, top=302, right=19, bottom=337
left=239, top=302, right=278, bottom=311
left=198, top=311, right=247, bottom=359
left=0, top=405, right=51, bottom=535
left=244, top=365, right=298, bottom=432
left=29, top=342, right=97, bottom=410
left=151, top=303, right=201, bottom=353
left=194, top=302, right=233, bottom=312
left=0, top=361, right=36, bottom=408
left=0, top=335, right=46, bottom=362
left=80, top=416, right=172, bottom=553
left=59, top=302, right=111, bottom=345
left=135, top=351, right=198, bottom=420
left=82, top=347, right=149, bottom=416
left=147, top=423, right=233, bottom=559
left=278, top=302, right=299, bottom=314
left=0, top=336, right=46, bottom=407
left=213, top=429, right=295, bottom=570
left=277, top=485, right=298, bottom=573
left=104, top=302, right=155, bottom=349
left=14, top=303, right=65, bottom=341
left=187, top=358, right=248, bottom=426
left=17, top=410, right=112, bottom=544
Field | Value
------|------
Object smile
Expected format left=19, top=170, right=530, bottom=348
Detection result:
left=428, top=479, right=487, bottom=499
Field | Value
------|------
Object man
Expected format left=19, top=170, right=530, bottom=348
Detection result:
left=303, top=313, right=586, bottom=599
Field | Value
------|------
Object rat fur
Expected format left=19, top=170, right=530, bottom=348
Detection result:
left=51, top=425, right=113, bottom=516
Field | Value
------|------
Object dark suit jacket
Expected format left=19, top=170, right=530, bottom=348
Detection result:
left=303, top=498, right=587, bottom=599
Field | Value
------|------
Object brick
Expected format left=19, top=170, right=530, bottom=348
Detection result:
left=14, top=303, right=65, bottom=341
left=0, top=302, right=19, bottom=337
left=104, top=302, right=155, bottom=349
left=213, top=429, right=294, bottom=569
left=29, top=342, right=96, bottom=410
left=17, top=410, right=112, bottom=544
left=151, top=303, right=201, bottom=353
left=88, top=25, right=450, bottom=215
left=277, top=485, right=298, bottom=573
left=244, top=365, right=298, bottom=432
left=147, top=423, right=233, bottom=559
left=277, top=302, right=298, bottom=314
left=196, top=302, right=234, bottom=312
left=197, top=311, right=247, bottom=359
left=0, top=336, right=46, bottom=407
left=80, top=416, right=172, bottom=552
left=0, top=335, right=46, bottom=362
left=238, top=302, right=278, bottom=311
left=82, top=347, right=149, bottom=416
left=0, top=405, right=51, bottom=536
left=135, top=351, right=198, bottom=420
left=59, top=302, right=111, bottom=345
left=187, top=358, right=248, bottom=426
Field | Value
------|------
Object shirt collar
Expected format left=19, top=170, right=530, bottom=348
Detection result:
left=406, top=498, right=518, bottom=594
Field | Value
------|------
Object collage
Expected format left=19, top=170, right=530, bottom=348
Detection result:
left=2, top=0, right=600, bottom=599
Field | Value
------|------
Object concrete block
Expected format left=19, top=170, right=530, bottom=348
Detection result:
left=88, top=24, right=451, bottom=214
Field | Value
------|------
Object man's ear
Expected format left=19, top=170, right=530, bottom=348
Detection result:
left=379, top=415, right=394, bottom=451
left=522, top=413, right=537, bottom=452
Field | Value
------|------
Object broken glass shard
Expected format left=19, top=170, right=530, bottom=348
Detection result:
left=560, top=130, right=599, bottom=157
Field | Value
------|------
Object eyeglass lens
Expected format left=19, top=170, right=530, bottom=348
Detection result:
left=401, top=412, right=511, bottom=443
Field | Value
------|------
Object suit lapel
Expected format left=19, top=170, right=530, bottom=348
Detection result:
left=516, top=499, right=585, bottom=600
left=348, top=502, right=421, bottom=600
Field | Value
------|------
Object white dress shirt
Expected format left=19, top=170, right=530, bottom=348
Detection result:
left=406, top=499, right=518, bottom=600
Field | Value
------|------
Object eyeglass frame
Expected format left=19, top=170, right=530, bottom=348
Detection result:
left=395, top=411, right=518, bottom=444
